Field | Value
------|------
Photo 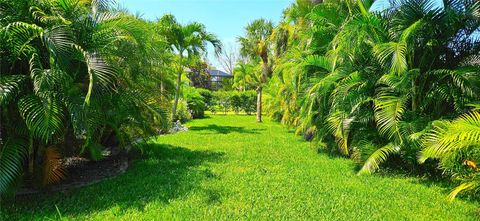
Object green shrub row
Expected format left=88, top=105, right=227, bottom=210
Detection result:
left=180, top=88, right=257, bottom=120
left=209, top=90, right=256, bottom=115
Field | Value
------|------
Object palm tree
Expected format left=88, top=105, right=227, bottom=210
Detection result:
left=157, top=14, right=222, bottom=120
left=233, top=62, right=257, bottom=91
left=238, top=19, right=273, bottom=122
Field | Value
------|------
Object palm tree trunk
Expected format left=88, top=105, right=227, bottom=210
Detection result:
left=256, top=57, right=270, bottom=123
left=28, top=134, right=34, bottom=176
left=412, top=78, right=417, bottom=112
left=171, top=55, right=184, bottom=121
left=256, top=87, right=262, bottom=123
left=63, top=125, right=75, bottom=157
left=171, top=69, right=182, bottom=121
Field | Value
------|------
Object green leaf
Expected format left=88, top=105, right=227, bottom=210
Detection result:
left=358, top=143, right=400, bottom=175
left=303, top=55, right=333, bottom=72
left=0, top=75, right=27, bottom=106
left=419, top=111, right=480, bottom=163
left=18, top=95, right=64, bottom=143
left=373, top=42, right=408, bottom=75
left=374, top=88, right=406, bottom=142
left=0, top=139, right=27, bottom=195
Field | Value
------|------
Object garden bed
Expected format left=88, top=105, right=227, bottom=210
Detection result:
left=16, top=151, right=128, bottom=196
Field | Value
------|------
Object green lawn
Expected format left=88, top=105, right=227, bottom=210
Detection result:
left=2, top=115, right=479, bottom=220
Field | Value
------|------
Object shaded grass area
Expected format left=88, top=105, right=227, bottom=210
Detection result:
left=1, top=115, right=479, bottom=220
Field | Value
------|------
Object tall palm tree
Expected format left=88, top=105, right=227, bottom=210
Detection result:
left=238, top=19, right=274, bottom=122
left=157, top=14, right=222, bottom=120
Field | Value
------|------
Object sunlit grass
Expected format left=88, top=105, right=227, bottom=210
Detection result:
left=1, top=115, right=479, bottom=220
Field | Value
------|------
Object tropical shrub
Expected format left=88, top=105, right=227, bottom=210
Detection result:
left=239, top=90, right=257, bottom=115
left=173, top=99, right=192, bottom=123
left=259, top=0, right=480, bottom=195
left=212, top=91, right=231, bottom=114
left=420, top=112, right=480, bottom=200
left=0, top=0, right=172, bottom=196
left=183, top=87, right=206, bottom=118
left=197, top=88, right=214, bottom=107
left=207, top=90, right=256, bottom=114
left=229, top=92, right=242, bottom=113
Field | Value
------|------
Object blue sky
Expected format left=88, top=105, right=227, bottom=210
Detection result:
left=119, top=0, right=294, bottom=71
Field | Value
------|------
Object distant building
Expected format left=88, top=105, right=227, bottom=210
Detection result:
left=208, top=69, right=232, bottom=90
left=185, top=68, right=232, bottom=90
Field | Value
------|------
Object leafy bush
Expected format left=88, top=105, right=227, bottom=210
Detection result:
left=419, top=112, right=480, bottom=200
left=184, top=87, right=206, bottom=119
left=209, top=90, right=257, bottom=114
left=213, top=91, right=231, bottom=114
left=173, top=99, right=192, bottom=123
left=0, top=0, right=171, bottom=195
left=229, top=92, right=242, bottom=114
left=197, top=89, right=214, bottom=107
left=262, top=0, right=480, bottom=187
left=239, top=91, right=257, bottom=115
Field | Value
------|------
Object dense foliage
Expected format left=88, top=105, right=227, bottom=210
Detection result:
left=0, top=0, right=183, bottom=196
left=210, top=90, right=257, bottom=115
left=256, top=0, right=480, bottom=199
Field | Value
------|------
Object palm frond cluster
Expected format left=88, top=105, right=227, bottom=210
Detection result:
left=263, top=0, right=480, bottom=199
left=0, top=0, right=173, bottom=195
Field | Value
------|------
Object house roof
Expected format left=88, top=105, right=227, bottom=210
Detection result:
left=208, top=69, right=232, bottom=77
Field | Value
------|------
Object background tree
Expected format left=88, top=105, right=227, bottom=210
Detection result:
left=186, top=58, right=212, bottom=89
left=233, top=62, right=258, bottom=91
left=216, top=43, right=240, bottom=75
left=238, top=19, right=274, bottom=122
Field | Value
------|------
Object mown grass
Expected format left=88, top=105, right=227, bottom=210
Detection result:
left=1, top=115, right=479, bottom=220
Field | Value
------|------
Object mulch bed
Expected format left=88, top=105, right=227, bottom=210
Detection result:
left=16, top=149, right=129, bottom=196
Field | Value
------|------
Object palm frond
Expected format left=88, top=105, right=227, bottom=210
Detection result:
left=374, top=88, right=407, bottom=141
left=448, top=181, right=479, bottom=201
left=0, top=139, right=27, bottom=195
left=18, top=95, right=64, bottom=143
left=373, top=41, right=408, bottom=75
left=327, top=111, right=354, bottom=155
left=358, top=143, right=400, bottom=175
left=303, top=55, right=333, bottom=72
left=419, top=111, right=480, bottom=162
left=4, top=22, right=44, bottom=58
left=0, top=75, right=27, bottom=106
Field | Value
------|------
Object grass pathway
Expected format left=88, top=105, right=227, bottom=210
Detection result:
left=2, top=115, right=479, bottom=220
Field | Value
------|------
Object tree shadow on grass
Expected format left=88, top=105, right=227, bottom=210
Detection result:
left=3, top=144, right=225, bottom=219
left=189, top=124, right=265, bottom=134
